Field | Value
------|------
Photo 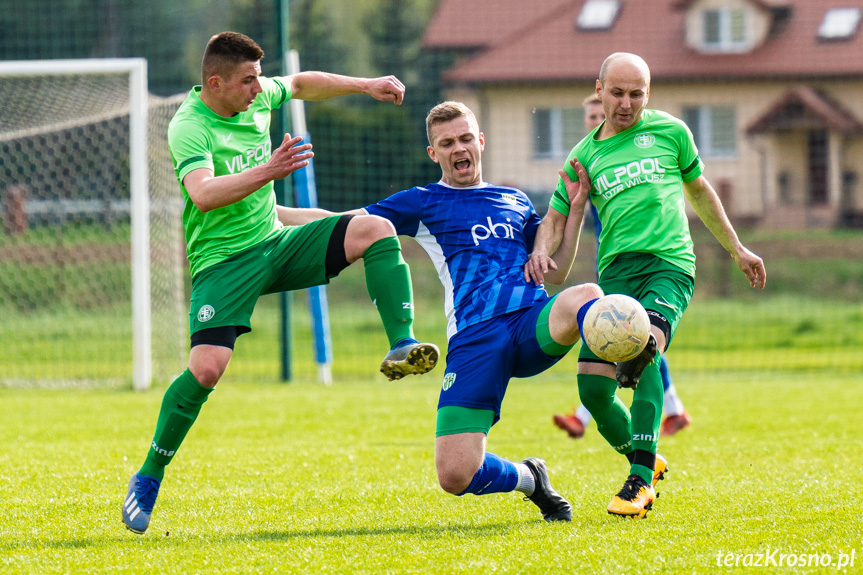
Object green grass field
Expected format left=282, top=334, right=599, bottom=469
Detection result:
left=2, top=229, right=862, bottom=572
left=1, top=368, right=861, bottom=574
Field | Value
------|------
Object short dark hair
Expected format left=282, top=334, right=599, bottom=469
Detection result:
left=202, top=31, right=264, bottom=83
left=425, top=101, right=477, bottom=145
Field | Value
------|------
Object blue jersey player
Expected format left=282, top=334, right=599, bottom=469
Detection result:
left=348, top=101, right=604, bottom=521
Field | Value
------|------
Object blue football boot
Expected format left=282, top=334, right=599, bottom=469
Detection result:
left=380, top=339, right=440, bottom=381
left=122, top=473, right=161, bottom=534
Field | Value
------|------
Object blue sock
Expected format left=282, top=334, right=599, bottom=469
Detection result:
left=576, top=298, right=600, bottom=344
left=458, top=452, right=520, bottom=496
left=659, top=355, right=672, bottom=392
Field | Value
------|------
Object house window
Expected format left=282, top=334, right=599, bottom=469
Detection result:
left=818, top=7, right=862, bottom=40
left=578, top=0, right=621, bottom=31
left=701, top=8, right=748, bottom=51
left=682, top=105, right=737, bottom=158
left=533, top=108, right=584, bottom=159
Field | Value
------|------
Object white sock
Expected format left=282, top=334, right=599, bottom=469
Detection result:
left=514, top=463, right=535, bottom=495
left=663, top=382, right=685, bottom=416
left=575, top=404, right=593, bottom=426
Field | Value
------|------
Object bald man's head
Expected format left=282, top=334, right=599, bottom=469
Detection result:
left=598, top=52, right=651, bottom=87
left=595, top=53, right=651, bottom=136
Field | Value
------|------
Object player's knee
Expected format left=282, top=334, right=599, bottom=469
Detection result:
left=358, top=215, right=396, bottom=245
left=578, top=282, right=603, bottom=302
left=559, top=283, right=602, bottom=311
left=436, top=461, right=476, bottom=494
left=553, top=283, right=603, bottom=336
left=437, top=469, right=473, bottom=495
left=345, top=215, right=397, bottom=259
left=189, top=363, right=224, bottom=388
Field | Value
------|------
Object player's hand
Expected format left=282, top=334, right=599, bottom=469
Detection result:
left=524, top=253, right=557, bottom=285
left=559, top=159, right=591, bottom=210
left=268, top=133, right=314, bottom=178
left=366, top=75, right=405, bottom=105
left=733, top=247, right=767, bottom=289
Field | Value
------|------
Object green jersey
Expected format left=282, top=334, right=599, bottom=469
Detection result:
left=550, top=109, right=703, bottom=278
left=168, top=77, right=291, bottom=277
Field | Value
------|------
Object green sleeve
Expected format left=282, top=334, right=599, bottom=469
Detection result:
left=260, top=76, right=293, bottom=109
left=168, top=119, right=213, bottom=183
left=674, top=118, right=704, bottom=183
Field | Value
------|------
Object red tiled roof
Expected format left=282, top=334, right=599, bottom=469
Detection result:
left=673, top=0, right=792, bottom=8
left=747, top=85, right=863, bottom=133
left=424, top=0, right=863, bottom=84
left=423, top=0, right=574, bottom=51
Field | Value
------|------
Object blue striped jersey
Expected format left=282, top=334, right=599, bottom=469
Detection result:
left=364, top=181, right=548, bottom=340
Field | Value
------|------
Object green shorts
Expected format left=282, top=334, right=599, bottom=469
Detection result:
left=579, top=252, right=694, bottom=362
left=188, top=216, right=342, bottom=336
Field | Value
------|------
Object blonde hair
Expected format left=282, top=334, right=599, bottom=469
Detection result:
left=582, top=94, right=602, bottom=107
left=425, top=101, right=477, bottom=145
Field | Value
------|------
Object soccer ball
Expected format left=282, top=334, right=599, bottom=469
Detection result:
left=582, top=294, right=651, bottom=362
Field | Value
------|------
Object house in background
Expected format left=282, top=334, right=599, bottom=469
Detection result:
left=422, top=0, right=863, bottom=228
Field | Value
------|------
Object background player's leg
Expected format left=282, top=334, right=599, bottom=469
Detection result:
left=575, top=405, right=593, bottom=428
left=552, top=404, right=591, bottom=439
left=660, top=356, right=692, bottom=436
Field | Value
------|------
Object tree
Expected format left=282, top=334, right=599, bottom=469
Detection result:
left=290, top=0, right=350, bottom=76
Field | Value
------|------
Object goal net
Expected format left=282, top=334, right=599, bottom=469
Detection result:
left=0, top=59, right=186, bottom=390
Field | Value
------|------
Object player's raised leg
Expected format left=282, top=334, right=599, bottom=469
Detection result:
left=545, top=283, right=608, bottom=442
left=545, top=282, right=604, bottom=349
left=343, top=214, right=439, bottom=380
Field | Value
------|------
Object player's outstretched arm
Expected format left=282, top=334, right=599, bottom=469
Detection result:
left=289, top=72, right=405, bottom=105
left=683, top=175, right=767, bottom=289
left=276, top=206, right=366, bottom=226
left=525, top=160, right=590, bottom=285
left=526, top=210, right=562, bottom=285
left=276, top=206, right=335, bottom=226
left=185, top=134, right=313, bottom=212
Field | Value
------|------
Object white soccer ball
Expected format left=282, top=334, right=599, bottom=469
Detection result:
left=582, top=294, right=651, bottom=362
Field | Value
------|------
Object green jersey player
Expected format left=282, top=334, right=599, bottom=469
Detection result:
left=122, top=31, right=439, bottom=535
left=526, top=52, right=766, bottom=518
left=552, top=93, right=692, bottom=442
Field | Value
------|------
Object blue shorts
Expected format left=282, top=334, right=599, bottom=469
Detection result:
left=438, top=296, right=567, bottom=426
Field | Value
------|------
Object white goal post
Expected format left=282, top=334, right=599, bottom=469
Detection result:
left=0, top=58, right=185, bottom=391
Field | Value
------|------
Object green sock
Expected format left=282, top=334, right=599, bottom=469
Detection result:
left=138, top=369, right=213, bottom=481
left=362, top=236, right=415, bottom=347
left=630, top=356, right=664, bottom=484
left=630, top=464, right=654, bottom=485
left=578, top=373, right=632, bottom=454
